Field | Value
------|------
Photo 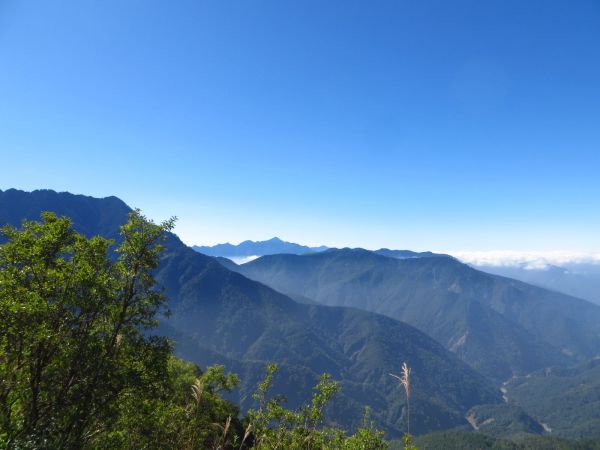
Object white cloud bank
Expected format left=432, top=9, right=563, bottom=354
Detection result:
left=448, top=251, right=600, bottom=269
left=229, top=255, right=260, bottom=265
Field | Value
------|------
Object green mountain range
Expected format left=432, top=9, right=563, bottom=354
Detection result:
left=0, top=188, right=502, bottom=437
left=232, top=249, right=600, bottom=383
left=4, top=188, right=600, bottom=440
left=503, top=357, right=600, bottom=439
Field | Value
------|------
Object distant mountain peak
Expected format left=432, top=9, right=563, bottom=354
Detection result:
left=374, top=248, right=450, bottom=259
left=193, top=237, right=451, bottom=261
left=193, top=237, right=329, bottom=258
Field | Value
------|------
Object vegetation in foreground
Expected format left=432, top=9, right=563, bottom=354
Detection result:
left=407, top=431, right=600, bottom=450
left=0, top=212, right=390, bottom=449
left=0, top=188, right=508, bottom=437
left=2, top=211, right=600, bottom=450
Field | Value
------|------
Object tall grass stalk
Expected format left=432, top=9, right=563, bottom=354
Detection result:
left=390, top=362, right=411, bottom=435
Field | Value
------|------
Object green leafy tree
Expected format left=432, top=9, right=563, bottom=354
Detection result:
left=0, top=211, right=393, bottom=449
left=0, top=210, right=174, bottom=448
left=246, top=364, right=389, bottom=450
left=97, top=358, right=244, bottom=450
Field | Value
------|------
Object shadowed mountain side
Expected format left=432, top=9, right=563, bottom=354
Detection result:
left=0, top=188, right=131, bottom=242
left=214, top=256, right=240, bottom=271
left=235, top=249, right=600, bottom=381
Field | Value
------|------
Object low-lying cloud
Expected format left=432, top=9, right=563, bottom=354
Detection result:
left=229, top=255, right=260, bottom=265
left=449, top=251, right=600, bottom=270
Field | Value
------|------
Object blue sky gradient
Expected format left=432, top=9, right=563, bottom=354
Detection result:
left=1, top=0, right=599, bottom=251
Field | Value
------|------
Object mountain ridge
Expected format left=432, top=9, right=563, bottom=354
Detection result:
left=474, top=262, right=600, bottom=306
left=193, top=237, right=328, bottom=257
left=234, top=249, right=600, bottom=382
left=194, top=236, right=449, bottom=261
left=0, top=188, right=502, bottom=437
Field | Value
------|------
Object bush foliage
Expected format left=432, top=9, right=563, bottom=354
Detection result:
left=0, top=212, right=391, bottom=449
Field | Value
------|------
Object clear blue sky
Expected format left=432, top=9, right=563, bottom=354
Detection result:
left=1, top=0, right=599, bottom=251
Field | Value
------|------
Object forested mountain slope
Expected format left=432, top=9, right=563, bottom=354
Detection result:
left=0, top=188, right=501, bottom=437
left=236, top=249, right=600, bottom=382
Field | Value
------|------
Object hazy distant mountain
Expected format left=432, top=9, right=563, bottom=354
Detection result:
left=474, top=263, right=600, bottom=306
left=235, top=249, right=600, bottom=382
left=193, top=237, right=328, bottom=258
left=196, top=240, right=444, bottom=260
left=374, top=248, right=448, bottom=259
left=0, top=188, right=501, bottom=437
